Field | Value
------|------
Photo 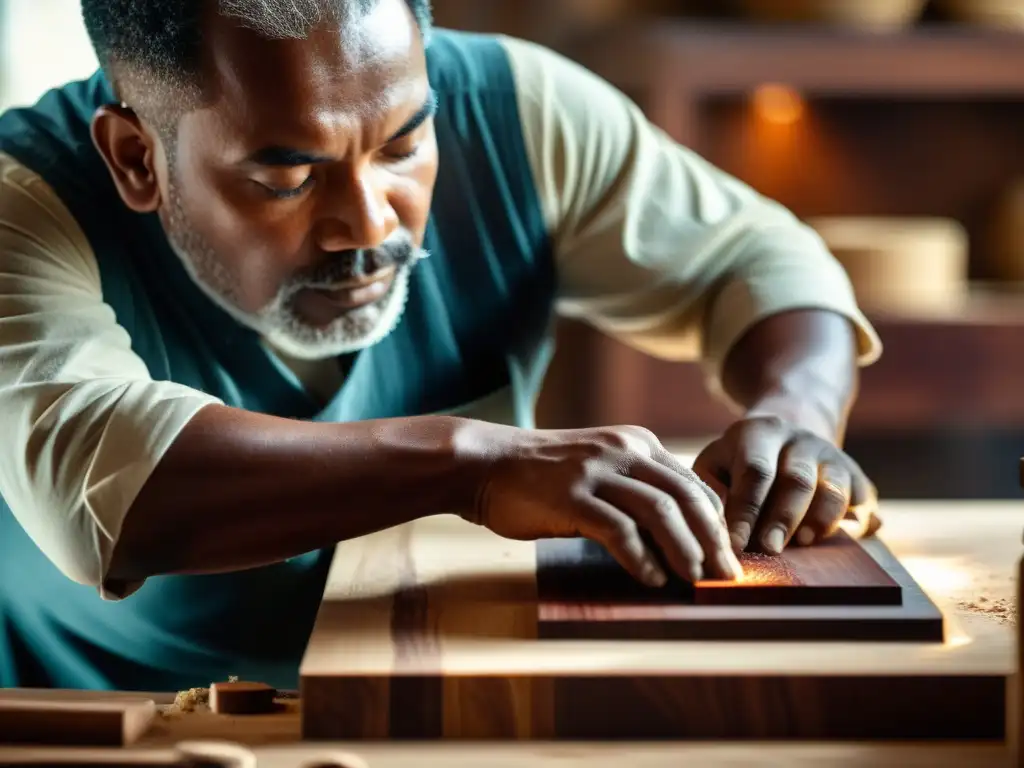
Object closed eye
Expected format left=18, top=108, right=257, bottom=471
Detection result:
left=259, top=175, right=315, bottom=200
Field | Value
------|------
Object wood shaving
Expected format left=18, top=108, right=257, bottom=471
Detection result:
left=169, top=687, right=208, bottom=714
left=957, top=596, right=1016, bottom=625
left=163, top=675, right=241, bottom=716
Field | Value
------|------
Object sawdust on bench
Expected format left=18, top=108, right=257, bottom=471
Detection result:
left=957, top=596, right=1016, bottom=625
left=160, top=675, right=297, bottom=718
left=161, top=675, right=239, bottom=717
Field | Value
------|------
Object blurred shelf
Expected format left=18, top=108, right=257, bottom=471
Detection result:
left=569, top=22, right=1024, bottom=97
left=538, top=289, right=1024, bottom=438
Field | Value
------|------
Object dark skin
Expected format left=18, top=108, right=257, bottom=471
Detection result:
left=90, top=0, right=870, bottom=595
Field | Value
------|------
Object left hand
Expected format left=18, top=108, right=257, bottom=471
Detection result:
left=692, top=415, right=875, bottom=555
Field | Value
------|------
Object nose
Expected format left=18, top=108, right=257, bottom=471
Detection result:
left=315, top=164, right=399, bottom=252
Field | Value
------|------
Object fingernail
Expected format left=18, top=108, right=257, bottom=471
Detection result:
left=764, top=527, right=786, bottom=555
left=643, top=559, right=668, bottom=588
left=730, top=522, right=751, bottom=552
left=689, top=563, right=704, bottom=583
left=796, top=528, right=816, bottom=547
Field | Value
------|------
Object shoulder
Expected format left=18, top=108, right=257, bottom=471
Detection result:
left=425, top=30, right=518, bottom=96
left=0, top=151, right=100, bottom=293
left=426, top=30, right=618, bottom=112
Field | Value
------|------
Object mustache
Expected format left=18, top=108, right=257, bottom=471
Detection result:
left=295, top=235, right=422, bottom=289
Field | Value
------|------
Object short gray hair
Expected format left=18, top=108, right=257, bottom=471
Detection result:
left=82, top=0, right=433, bottom=87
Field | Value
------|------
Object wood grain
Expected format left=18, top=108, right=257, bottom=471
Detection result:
left=0, top=696, right=156, bottom=748
left=298, top=503, right=1016, bottom=741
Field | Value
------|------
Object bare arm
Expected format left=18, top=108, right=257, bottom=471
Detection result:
left=720, top=308, right=860, bottom=444
left=108, top=408, right=482, bottom=584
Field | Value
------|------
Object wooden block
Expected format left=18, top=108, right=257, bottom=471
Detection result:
left=537, top=530, right=943, bottom=642
left=539, top=529, right=902, bottom=607
left=208, top=683, right=276, bottom=716
left=0, top=697, right=156, bottom=747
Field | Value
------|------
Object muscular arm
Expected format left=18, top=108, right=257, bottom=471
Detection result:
left=108, top=408, right=481, bottom=586
left=719, top=309, right=860, bottom=445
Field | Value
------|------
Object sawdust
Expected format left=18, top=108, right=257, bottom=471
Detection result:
left=957, top=596, right=1016, bottom=625
left=161, top=675, right=239, bottom=717
left=737, top=551, right=800, bottom=586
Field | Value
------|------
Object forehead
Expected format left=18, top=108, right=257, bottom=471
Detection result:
left=198, top=0, right=427, bottom=144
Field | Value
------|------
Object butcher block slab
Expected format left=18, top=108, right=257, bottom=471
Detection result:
left=536, top=530, right=945, bottom=641
left=298, top=504, right=1019, bottom=742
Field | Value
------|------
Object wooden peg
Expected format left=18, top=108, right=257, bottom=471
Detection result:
left=208, top=682, right=276, bottom=716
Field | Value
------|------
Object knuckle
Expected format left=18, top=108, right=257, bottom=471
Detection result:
left=625, top=425, right=659, bottom=445
left=772, top=506, right=801, bottom=529
left=738, top=414, right=785, bottom=433
left=740, top=459, right=775, bottom=487
left=605, top=521, right=639, bottom=551
left=818, top=481, right=850, bottom=508
left=731, top=505, right=761, bottom=528
left=650, top=493, right=680, bottom=522
left=782, top=465, right=818, bottom=494
left=598, top=427, right=632, bottom=451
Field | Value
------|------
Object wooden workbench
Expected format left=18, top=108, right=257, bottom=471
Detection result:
left=1, top=500, right=1019, bottom=766
left=299, top=500, right=1021, bottom=740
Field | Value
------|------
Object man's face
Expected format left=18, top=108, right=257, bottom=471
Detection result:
left=156, top=0, right=437, bottom=360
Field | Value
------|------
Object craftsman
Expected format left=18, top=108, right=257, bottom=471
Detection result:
left=0, top=0, right=881, bottom=691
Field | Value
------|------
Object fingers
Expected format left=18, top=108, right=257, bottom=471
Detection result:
left=616, top=460, right=742, bottom=581
left=721, top=425, right=787, bottom=553
left=594, top=475, right=706, bottom=582
left=574, top=496, right=668, bottom=588
left=846, top=455, right=875, bottom=508
left=651, top=446, right=726, bottom=522
left=691, top=440, right=731, bottom=511
left=793, top=462, right=851, bottom=547
left=603, top=428, right=740, bottom=581
left=755, top=438, right=827, bottom=554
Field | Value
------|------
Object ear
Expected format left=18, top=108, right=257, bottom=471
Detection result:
left=91, top=104, right=163, bottom=213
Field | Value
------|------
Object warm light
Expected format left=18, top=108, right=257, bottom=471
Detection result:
left=752, top=83, right=806, bottom=126
left=898, top=556, right=975, bottom=596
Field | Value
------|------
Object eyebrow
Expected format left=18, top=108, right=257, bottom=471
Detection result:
left=243, top=89, right=439, bottom=168
left=388, top=88, right=438, bottom=142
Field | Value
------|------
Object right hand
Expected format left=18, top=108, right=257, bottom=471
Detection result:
left=469, top=424, right=744, bottom=587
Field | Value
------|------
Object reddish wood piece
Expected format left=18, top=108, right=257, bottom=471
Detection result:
left=208, top=682, right=277, bottom=716
left=537, top=531, right=944, bottom=642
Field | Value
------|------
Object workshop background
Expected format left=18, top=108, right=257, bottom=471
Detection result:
left=2, top=0, right=1024, bottom=499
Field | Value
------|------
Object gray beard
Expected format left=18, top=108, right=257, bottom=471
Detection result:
left=162, top=182, right=425, bottom=361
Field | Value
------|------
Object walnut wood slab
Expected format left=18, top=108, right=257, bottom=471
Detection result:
left=298, top=504, right=1019, bottom=742
left=536, top=530, right=944, bottom=642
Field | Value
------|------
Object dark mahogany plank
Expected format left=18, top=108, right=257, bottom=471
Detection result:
left=537, top=529, right=901, bottom=608
left=537, top=534, right=944, bottom=642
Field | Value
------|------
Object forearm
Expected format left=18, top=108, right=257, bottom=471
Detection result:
left=108, top=405, right=485, bottom=583
left=719, top=309, right=860, bottom=443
